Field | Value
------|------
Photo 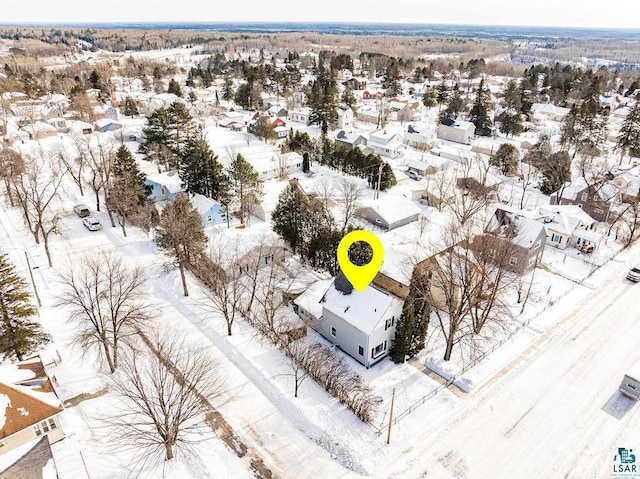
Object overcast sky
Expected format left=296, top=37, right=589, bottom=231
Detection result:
left=2, top=0, right=640, bottom=29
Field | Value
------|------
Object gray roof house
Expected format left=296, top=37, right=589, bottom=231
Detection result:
left=335, top=130, right=367, bottom=150
left=358, top=195, right=422, bottom=231
left=482, top=206, right=546, bottom=274
left=550, top=179, right=617, bottom=223
left=292, top=274, right=403, bottom=368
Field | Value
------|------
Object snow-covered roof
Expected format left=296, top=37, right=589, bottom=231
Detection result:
left=146, top=171, right=184, bottom=194
left=486, top=207, right=545, bottom=247
left=322, top=282, right=403, bottom=335
left=362, top=195, right=421, bottom=225
left=0, top=382, right=63, bottom=439
left=293, top=278, right=333, bottom=320
left=530, top=103, right=570, bottom=117
left=531, top=205, right=595, bottom=234
left=190, top=193, right=219, bottom=215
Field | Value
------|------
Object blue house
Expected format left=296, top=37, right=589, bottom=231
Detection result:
left=190, top=193, right=227, bottom=228
left=145, top=171, right=184, bottom=202
left=94, top=118, right=123, bottom=133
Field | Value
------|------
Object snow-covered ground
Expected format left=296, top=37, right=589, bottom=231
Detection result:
left=0, top=87, right=637, bottom=478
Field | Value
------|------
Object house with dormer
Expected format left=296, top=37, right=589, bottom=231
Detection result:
left=531, top=205, right=602, bottom=253
left=145, top=170, right=184, bottom=202
left=0, top=357, right=65, bottom=456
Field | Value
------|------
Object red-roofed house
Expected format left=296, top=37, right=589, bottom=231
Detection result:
left=0, top=381, right=64, bottom=455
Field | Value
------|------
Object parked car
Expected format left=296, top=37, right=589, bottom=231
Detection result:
left=73, top=204, right=91, bottom=218
left=407, top=169, right=422, bottom=181
left=627, top=264, right=640, bottom=283
left=82, top=216, right=102, bottom=231
left=619, top=361, right=640, bottom=400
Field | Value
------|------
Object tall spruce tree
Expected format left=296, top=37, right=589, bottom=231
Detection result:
left=469, top=78, right=493, bottom=137
left=271, top=183, right=309, bottom=253
left=181, top=129, right=229, bottom=200
left=616, top=103, right=640, bottom=161
left=109, top=145, right=149, bottom=237
left=0, top=252, right=50, bottom=361
left=308, top=62, right=338, bottom=134
left=228, top=154, right=263, bottom=226
left=389, top=269, right=431, bottom=362
left=139, top=101, right=197, bottom=167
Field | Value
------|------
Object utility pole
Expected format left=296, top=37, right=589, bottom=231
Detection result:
left=24, top=251, right=41, bottom=308
left=376, top=162, right=383, bottom=200
left=386, top=388, right=396, bottom=445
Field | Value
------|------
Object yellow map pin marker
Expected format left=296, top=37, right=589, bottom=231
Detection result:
left=337, top=230, right=384, bottom=292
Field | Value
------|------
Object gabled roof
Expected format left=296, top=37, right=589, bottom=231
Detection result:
left=362, top=195, right=421, bottom=225
left=190, top=194, right=220, bottom=215
left=486, top=207, right=545, bottom=247
left=0, top=382, right=63, bottom=439
left=531, top=205, right=595, bottom=234
left=146, top=171, right=184, bottom=194
left=322, top=282, right=403, bottom=335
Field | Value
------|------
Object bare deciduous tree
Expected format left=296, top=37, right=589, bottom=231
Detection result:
left=336, top=177, right=364, bottom=234
left=56, top=251, right=151, bottom=373
left=106, top=331, right=225, bottom=466
left=194, top=237, right=245, bottom=336
left=12, top=150, right=65, bottom=266
left=56, top=147, right=85, bottom=196
left=0, top=147, right=24, bottom=207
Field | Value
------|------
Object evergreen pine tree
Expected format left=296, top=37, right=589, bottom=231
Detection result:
left=109, top=145, right=149, bottom=237
left=0, top=252, right=50, bottom=361
left=436, top=79, right=449, bottom=111
left=228, top=154, right=263, bottom=226
left=489, top=143, right=520, bottom=176
left=123, top=96, right=139, bottom=117
left=422, top=87, right=437, bottom=108
left=540, top=151, right=572, bottom=195
left=302, top=152, right=310, bottom=173
left=167, top=78, right=183, bottom=97
left=441, top=83, right=466, bottom=120
left=181, top=129, right=229, bottom=200
left=616, top=103, right=640, bottom=161
left=469, top=78, right=493, bottom=137
left=271, top=183, right=310, bottom=253
left=389, top=299, right=415, bottom=363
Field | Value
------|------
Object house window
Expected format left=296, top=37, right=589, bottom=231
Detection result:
left=385, top=319, right=390, bottom=330
left=581, top=193, right=588, bottom=201
left=372, top=342, right=385, bottom=358
left=207, top=215, right=212, bottom=222
left=534, top=239, right=542, bottom=249
left=509, top=256, right=518, bottom=265
left=48, top=418, right=57, bottom=430
left=391, top=316, right=395, bottom=327
left=161, top=186, right=166, bottom=195
left=331, top=327, right=336, bottom=337
left=358, top=346, right=364, bottom=356
left=34, top=423, right=42, bottom=436
left=551, top=233, right=562, bottom=243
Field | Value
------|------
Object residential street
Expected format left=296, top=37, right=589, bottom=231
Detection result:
left=388, top=256, right=640, bottom=478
